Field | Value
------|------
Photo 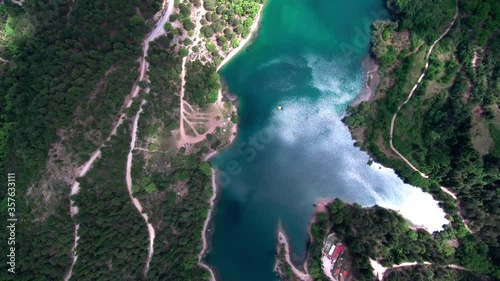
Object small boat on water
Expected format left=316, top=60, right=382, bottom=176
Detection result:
left=277, top=105, right=283, bottom=110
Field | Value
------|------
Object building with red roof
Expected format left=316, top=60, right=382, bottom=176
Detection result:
left=329, top=244, right=344, bottom=261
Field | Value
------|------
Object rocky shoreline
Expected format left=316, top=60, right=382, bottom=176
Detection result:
left=352, top=55, right=380, bottom=106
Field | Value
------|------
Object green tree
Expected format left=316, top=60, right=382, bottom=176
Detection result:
left=199, top=162, right=211, bottom=176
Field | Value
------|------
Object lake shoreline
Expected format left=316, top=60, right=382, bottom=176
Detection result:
left=197, top=168, right=219, bottom=281
left=351, top=55, right=380, bottom=106
left=274, top=223, right=313, bottom=281
left=200, top=0, right=450, bottom=279
left=217, top=4, right=264, bottom=72
left=197, top=3, right=267, bottom=280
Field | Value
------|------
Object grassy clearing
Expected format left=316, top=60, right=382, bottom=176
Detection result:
left=470, top=106, right=494, bottom=156
left=403, top=48, right=427, bottom=93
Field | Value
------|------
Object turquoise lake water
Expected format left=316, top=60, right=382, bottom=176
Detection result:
left=206, top=0, right=449, bottom=280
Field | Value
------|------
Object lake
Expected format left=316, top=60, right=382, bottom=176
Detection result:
left=206, top=1, right=449, bottom=280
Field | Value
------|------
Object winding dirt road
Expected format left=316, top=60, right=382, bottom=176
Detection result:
left=370, top=259, right=468, bottom=281
left=386, top=1, right=474, bottom=234
left=0, top=57, right=10, bottom=64
left=126, top=100, right=156, bottom=277
left=389, top=1, right=458, bottom=176
left=123, top=0, right=175, bottom=276
left=389, top=3, right=458, bottom=178
left=440, top=186, right=457, bottom=199
left=64, top=1, right=174, bottom=280
left=471, top=48, right=480, bottom=70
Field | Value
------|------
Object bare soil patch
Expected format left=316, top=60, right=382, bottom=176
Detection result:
left=470, top=105, right=494, bottom=155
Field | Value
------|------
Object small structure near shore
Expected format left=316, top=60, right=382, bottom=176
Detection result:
left=327, top=244, right=345, bottom=263
left=322, top=234, right=352, bottom=280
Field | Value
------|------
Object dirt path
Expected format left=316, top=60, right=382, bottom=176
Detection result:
left=389, top=72, right=430, bottom=178
left=439, top=186, right=474, bottom=233
left=125, top=100, right=156, bottom=277
left=184, top=118, right=202, bottom=136
left=440, top=186, right=457, bottom=199
left=370, top=259, right=469, bottom=281
left=197, top=168, right=218, bottom=281
left=178, top=56, right=189, bottom=145
left=64, top=150, right=102, bottom=281
left=405, top=42, right=425, bottom=57
left=202, top=150, right=218, bottom=162
left=176, top=0, right=219, bottom=148
left=386, top=1, right=475, bottom=234
left=472, top=47, right=479, bottom=70
left=0, top=57, right=10, bottom=64
left=63, top=2, right=174, bottom=280
left=321, top=256, right=337, bottom=281
left=10, top=0, right=24, bottom=6
left=123, top=0, right=175, bottom=276
left=389, top=1, right=458, bottom=179
left=277, top=227, right=313, bottom=281
left=370, top=259, right=431, bottom=280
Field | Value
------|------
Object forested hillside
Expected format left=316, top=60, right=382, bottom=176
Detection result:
left=345, top=0, right=500, bottom=278
left=1, top=0, right=160, bottom=175
left=0, top=0, right=258, bottom=279
left=0, top=0, right=164, bottom=279
left=308, top=200, right=493, bottom=281
left=3, top=0, right=497, bottom=280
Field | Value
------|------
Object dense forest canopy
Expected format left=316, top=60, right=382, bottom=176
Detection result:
left=309, top=200, right=495, bottom=281
left=0, top=0, right=246, bottom=279
left=389, top=0, right=456, bottom=40
left=1, top=0, right=160, bottom=180
left=0, top=0, right=162, bottom=279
